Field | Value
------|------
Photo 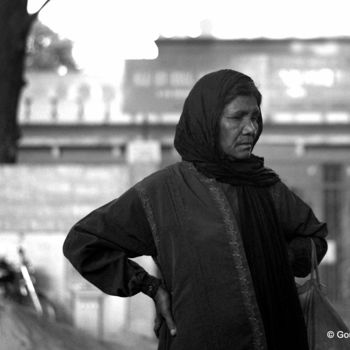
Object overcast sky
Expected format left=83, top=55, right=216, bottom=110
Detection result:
left=28, top=0, right=350, bottom=75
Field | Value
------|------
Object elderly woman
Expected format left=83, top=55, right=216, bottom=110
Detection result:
left=63, top=70, right=328, bottom=350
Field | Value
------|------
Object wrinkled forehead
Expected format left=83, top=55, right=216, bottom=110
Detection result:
left=221, top=95, right=260, bottom=116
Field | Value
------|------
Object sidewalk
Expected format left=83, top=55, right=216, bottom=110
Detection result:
left=0, top=301, right=155, bottom=350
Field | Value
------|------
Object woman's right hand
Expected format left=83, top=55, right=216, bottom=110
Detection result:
left=153, top=285, right=177, bottom=337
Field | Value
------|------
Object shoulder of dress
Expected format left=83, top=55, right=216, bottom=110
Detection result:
left=136, top=162, right=181, bottom=189
left=267, top=180, right=290, bottom=201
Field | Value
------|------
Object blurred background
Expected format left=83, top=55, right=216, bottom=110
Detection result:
left=1, top=0, right=350, bottom=348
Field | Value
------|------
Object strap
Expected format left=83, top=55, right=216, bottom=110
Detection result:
left=310, top=238, right=321, bottom=285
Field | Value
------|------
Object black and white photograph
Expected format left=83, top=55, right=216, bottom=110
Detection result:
left=1, top=0, right=350, bottom=349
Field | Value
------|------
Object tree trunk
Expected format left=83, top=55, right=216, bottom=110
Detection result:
left=0, top=0, right=36, bottom=163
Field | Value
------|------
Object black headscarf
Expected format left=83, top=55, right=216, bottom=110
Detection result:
left=174, top=70, right=309, bottom=349
left=174, top=69, right=279, bottom=186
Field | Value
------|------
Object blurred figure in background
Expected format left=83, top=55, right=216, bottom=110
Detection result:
left=63, top=69, right=328, bottom=350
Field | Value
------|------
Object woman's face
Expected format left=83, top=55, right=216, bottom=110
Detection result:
left=219, top=95, right=260, bottom=159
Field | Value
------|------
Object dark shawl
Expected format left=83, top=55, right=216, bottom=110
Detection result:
left=174, top=70, right=309, bottom=350
left=174, top=69, right=278, bottom=187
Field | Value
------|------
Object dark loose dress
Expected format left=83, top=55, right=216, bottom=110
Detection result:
left=63, top=161, right=328, bottom=350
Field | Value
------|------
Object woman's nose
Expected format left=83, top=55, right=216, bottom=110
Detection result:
left=242, top=119, right=257, bottom=134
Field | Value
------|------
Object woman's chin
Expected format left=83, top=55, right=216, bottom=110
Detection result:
left=228, top=150, right=252, bottom=159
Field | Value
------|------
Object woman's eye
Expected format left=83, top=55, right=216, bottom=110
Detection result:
left=229, top=114, right=243, bottom=120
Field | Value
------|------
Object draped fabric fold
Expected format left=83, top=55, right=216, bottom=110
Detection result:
left=235, top=186, right=308, bottom=349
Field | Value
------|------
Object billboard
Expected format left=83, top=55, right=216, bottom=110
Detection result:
left=122, top=38, right=350, bottom=122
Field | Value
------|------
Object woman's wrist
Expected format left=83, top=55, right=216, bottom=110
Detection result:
left=140, top=274, right=162, bottom=299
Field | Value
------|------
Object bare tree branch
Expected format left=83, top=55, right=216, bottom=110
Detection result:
left=35, top=0, right=52, bottom=16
